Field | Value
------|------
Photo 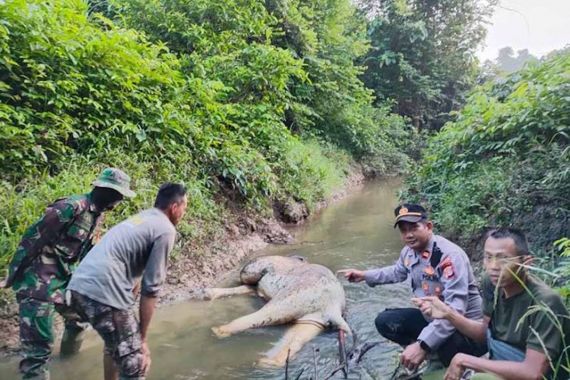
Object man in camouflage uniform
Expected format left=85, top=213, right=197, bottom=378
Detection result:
left=3, top=168, right=136, bottom=380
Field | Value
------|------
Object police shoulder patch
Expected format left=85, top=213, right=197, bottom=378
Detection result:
left=443, top=265, right=454, bottom=279
left=440, top=256, right=452, bottom=269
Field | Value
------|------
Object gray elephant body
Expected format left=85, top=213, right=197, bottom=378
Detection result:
left=240, top=256, right=349, bottom=330
left=207, top=255, right=350, bottom=366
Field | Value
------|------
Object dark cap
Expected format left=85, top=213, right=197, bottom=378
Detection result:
left=394, top=203, right=428, bottom=228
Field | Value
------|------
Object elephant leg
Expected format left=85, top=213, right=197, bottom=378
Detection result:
left=258, top=322, right=323, bottom=367
left=204, top=285, right=256, bottom=300
left=212, top=301, right=290, bottom=338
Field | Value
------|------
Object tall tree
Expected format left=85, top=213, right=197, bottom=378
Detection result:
left=496, top=47, right=539, bottom=73
left=359, top=0, right=495, bottom=130
left=264, top=0, right=411, bottom=170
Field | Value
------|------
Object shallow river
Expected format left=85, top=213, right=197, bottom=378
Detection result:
left=1, top=179, right=417, bottom=379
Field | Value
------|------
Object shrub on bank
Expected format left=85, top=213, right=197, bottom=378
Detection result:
left=402, top=53, right=570, bottom=254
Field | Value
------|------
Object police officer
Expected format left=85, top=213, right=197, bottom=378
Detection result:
left=339, top=204, right=486, bottom=374
left=2, top=168, right=135, bottom=380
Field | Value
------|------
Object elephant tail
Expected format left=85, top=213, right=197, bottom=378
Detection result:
left=330, top=313, right=352, bottom=335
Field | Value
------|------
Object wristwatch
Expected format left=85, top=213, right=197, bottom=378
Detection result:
left=417, top=339, right=432, bottom=353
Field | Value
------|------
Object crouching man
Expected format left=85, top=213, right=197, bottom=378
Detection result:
left=414, top=228, right=570, bottom=380
left=67, top=183, right=188, bottom=380
left=339, top=204, right=487, bottom=376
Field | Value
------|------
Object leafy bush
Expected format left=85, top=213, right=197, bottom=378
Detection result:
left=0, top=0, right=188, bottom=180
left=552, top=238, right=570, bottom=303
left=276, top=138, right=349, bottom=209
left=402, top=53, right=570, bottom=253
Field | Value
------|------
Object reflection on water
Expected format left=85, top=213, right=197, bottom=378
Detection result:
left=0, top=179, right=412, bottom=379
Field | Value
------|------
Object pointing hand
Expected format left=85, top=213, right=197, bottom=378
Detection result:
left=337, top=269, right=365, bottom=283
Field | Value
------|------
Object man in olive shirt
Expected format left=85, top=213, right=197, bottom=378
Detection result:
left=68, top=183, right=188, bottom=380
left=414, top=228, right=570, bottom=380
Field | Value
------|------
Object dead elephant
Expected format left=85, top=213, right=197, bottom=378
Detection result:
left=204, top=255, right=351, bottom=366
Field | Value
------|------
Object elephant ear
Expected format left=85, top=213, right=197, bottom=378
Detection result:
left=240, top=257, right=273, bottom=284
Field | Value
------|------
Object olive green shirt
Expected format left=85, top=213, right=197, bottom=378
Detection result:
left=482, top=275, right=570, bottom=378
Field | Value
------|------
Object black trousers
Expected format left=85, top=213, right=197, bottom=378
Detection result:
left=375, top=308, right=487, bottom=366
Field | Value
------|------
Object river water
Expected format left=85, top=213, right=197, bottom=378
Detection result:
left=0, top=179, right=416, bottom=379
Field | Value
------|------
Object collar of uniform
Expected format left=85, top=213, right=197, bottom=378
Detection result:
left=403, top=246, right=419, bottom=267
left=415, top=234, right=436, bottom=258
left=85, top=192, right=99, bottom=213
left=152, top=207, right=176, bottom=229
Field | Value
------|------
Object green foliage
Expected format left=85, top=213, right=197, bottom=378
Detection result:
left=403, top=53, right=570, bottom=252
left=518, top=239, right=570, bottom=377
left=266, top=0, right=412, bottom=172
left=359, top=0, right=495, bottom=130
left=0, top=0, right=412, bottom=273
left=112, top=0, right=411, bottom=173
left=0, top=0, right=188, bottom=179
left=551, top=238, right=570, bottom=303
left=276, top=138, right=349, bottom=209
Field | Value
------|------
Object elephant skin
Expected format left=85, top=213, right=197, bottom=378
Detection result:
left=204, top=255, right=350, bottom=366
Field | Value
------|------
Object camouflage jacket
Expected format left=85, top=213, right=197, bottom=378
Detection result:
left=8, top=193, right=103, bottom=304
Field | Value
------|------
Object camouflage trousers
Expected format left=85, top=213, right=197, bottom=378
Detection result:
left=17, top=296, right=88, bottom=380
left=69, top=291, right=145, bottom=380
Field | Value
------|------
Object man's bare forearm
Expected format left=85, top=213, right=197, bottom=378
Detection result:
left=446, top=310, right=488, bottom=343
left=458, top=354, right=547, bottom=380
left=139, top=295, right=158, bottom=341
